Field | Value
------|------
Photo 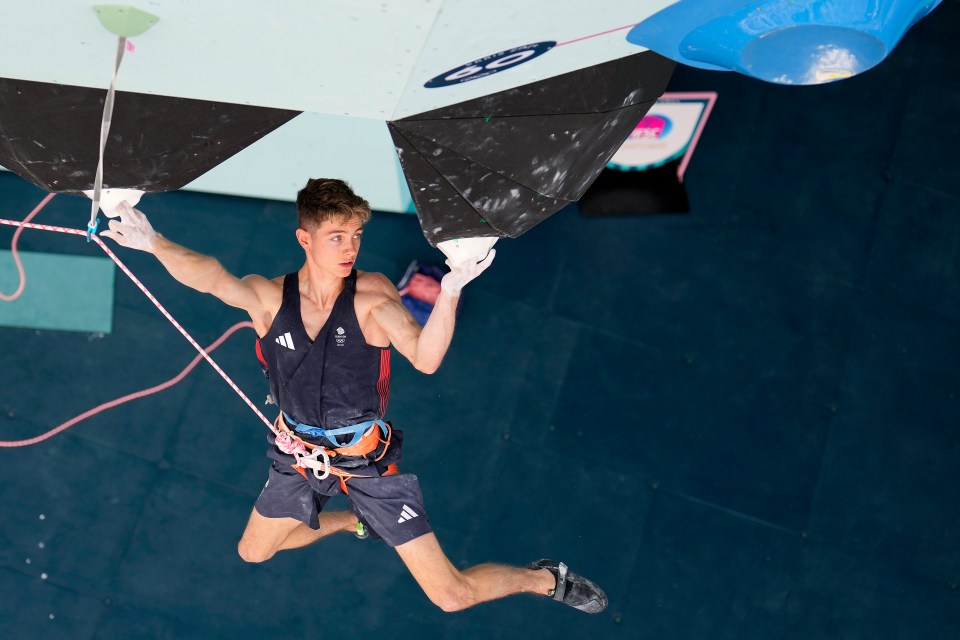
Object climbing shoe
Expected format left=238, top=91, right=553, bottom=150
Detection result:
left=528, top=559, right=608, bottom=614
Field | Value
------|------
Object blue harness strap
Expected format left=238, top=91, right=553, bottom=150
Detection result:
left=282, top=412, right=388, bottom=448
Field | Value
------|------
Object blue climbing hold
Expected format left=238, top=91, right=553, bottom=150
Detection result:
left=627, top=0, right=942, bottom=85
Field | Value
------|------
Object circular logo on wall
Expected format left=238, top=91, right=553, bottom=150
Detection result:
left=424, top=41, right=556, bottom=89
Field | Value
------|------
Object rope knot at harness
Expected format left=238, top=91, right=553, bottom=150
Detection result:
left=270, top=415, right=333, bottom=479
left=273, top=430, right=308, bottom=457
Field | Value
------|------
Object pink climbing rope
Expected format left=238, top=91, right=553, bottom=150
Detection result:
left=0, top=193, right=57, bottom=301
left=1, top=196, right=275, bottom=446
left=0, top=321, right=254, bottom=447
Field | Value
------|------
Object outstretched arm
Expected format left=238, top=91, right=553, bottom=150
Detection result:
left=100, top=203, right=274, bottom=320
left=370, top=251, right=495, bottom=374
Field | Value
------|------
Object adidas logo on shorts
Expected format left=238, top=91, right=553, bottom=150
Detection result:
left=397, top=504, right=419, bottom=524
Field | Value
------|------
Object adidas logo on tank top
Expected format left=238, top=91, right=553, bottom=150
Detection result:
left=275, top=331, right=295, bottom=350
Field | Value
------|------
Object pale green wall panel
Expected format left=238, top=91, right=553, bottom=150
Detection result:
left=0, top=251, right=114, bottom=333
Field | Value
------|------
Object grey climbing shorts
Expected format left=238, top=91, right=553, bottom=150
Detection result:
left=254, top=436, right=432, bottom=547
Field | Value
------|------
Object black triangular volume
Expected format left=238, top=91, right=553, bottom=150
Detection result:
left=398, top=129, right=569, bottom=238
left=402, top=51, right=675, bottom=120
left=388, top=124, right=499, bottom=245
left=393, top=99, right=656, bottom=201
left=0, top=77, right=300, bottom=193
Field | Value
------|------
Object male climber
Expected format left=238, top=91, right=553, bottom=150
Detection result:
left=100, top=178, right=607, bottom=614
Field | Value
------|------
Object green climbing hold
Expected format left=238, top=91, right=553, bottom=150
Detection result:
left=94, top=4, right=160, bottom=38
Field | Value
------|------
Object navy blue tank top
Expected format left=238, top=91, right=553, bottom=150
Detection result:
left=257, top=270, right=391, bottom=433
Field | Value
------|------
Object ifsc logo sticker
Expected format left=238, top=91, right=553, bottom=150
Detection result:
left=630, top=114, right=673, bottom=140
left=424, top=41, right=556, bottom=89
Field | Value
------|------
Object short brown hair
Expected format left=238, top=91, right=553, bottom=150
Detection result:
left=296, top=178, right=371, bottom=230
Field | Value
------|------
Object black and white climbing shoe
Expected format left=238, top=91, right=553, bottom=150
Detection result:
left=529, top=559, right=608, bottom=614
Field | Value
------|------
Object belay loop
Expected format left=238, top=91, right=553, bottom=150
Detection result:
left=293, top=447, right=333, bottom=480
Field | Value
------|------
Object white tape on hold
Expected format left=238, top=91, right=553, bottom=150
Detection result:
left=83, top=188, right=144, bottom=216
left=437, top=237, right=498, bottom=266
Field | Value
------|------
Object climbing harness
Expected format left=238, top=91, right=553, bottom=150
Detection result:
left=282, top=412, right=389, bottom=449
left=269, top=413, right=393, bottom=486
